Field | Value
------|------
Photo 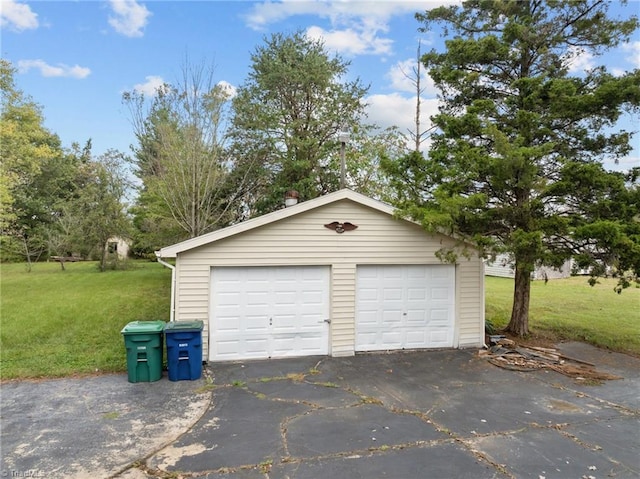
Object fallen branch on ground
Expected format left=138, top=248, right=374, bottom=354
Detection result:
left=479, top=343, right=621, bottom=381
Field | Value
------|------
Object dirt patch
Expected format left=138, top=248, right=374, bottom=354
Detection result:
left=149, top=443, right=211, bottom=470
left=547, top=399, right=583, bottom=413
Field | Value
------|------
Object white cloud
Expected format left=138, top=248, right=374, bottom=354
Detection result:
left=216, top=81, right=237, bottom=100
left=387, top=58, right=437, bottom=96
left=243, top=1, right=451, bottom=57
left=132, top=75, right=165, bottom=96
left=365, top=92, right=437, bottom=138
left=621, top=41, right=640, bottom=69
left=604, top=155, right=640, bottom=172
left=0, top=0, right=39, bottom=32
left=244, top=0, right=328, bottom=29
left=244, top=1, right=437, bottom=31
left=17, top=59, right=91, bottom=79
left=563, top=46, right=596, bottom=74
left=108, top=0, right=151, bottom=38
left=306, top=25, right=393, bottom=56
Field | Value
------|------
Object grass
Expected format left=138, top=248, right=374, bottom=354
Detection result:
left=485, top=276, right=640, bottom=356
left=1, top=262, right=638, bottom=380
left=0, top=261, right=171, bottom=380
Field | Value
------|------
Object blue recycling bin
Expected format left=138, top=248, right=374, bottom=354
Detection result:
left=164, top=320, right=203, bottom=381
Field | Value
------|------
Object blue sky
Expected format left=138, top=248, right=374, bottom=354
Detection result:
left=2, top=0, right=639, bottom=171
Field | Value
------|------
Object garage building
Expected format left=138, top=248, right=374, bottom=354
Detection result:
left=157, top=189, right=485, bottom=362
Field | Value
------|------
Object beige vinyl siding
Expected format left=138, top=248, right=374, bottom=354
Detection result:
left=175, top=263, right=208, bottom=320
left=174, top=199, right=485, bottom=358
left=331, top=263, right=357, bottom=357
left=457, top=259, right=485, bottom=347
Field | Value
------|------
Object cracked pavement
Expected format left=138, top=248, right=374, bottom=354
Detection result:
left=2, top=342, right=639, bottom=478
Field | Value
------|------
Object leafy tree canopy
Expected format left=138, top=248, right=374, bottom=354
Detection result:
left=1, top=59, right=70, bottom=263
left=2, top=60, right=133, bottom=268
left=229, top=30, right=371, bottom=214
left=386, top=0, right=640, bottom=336
left=124, top=60, right=242, bottom=250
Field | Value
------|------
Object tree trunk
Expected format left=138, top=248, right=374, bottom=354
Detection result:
left=99, top=247, right=107, bottom=272
left=22, top=236, right=32, bottom=273
left=505, top=262, right=531, bottom=336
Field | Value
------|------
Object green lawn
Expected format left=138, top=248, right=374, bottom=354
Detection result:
left=486, top=276, right=640, bottom=355
left=0, top=261, right=171, bottom=380
left=1, top=262, right=638, bottom=380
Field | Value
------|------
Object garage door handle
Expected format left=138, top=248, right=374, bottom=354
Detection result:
left=321, top=319, right=331, bottom=324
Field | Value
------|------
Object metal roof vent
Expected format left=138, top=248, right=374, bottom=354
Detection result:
left=284, top=190, right=299, bottom=207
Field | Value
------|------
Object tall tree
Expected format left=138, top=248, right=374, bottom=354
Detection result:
left=401, top=42, right=433, bottom=152
left=2, top=61, right=133, bottom=268
left=229, top=30, right=369, bottom=214
left=124, top=60, right=241, bottom=245
left=40, top=145, right=133, bottom=271
left=72, top=149, right=133, bottom=271
left=0, top=59, right=73, bottom=266
left=391, top=1, right=640, bottom=336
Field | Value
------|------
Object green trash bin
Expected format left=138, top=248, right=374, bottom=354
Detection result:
left=121, top=321, right=165, bottom=383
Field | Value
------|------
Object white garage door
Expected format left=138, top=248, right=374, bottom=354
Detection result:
left=356, top=265, right=455, bottom=351
left=210, top=266, right=330, bottom=361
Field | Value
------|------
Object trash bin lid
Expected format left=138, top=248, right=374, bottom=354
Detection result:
left=164, top=320, right=203, bottom=332
left=121, top=320, right=166, bottom=334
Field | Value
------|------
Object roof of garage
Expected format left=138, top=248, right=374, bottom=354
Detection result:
left=157, top=189, right=398, bottom=258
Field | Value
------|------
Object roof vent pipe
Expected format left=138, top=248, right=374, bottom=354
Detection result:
left=284, top=190, right=299, bottom=207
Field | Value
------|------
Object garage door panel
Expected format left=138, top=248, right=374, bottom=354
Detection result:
left=408, top=288, right=426, bottom=300
left=384, top=288, right=403, bottom=300
left=243, top=338, right=271, bottom=356
left=431, top=266, right=452, bottom=279
left=215, top=281, right=241, bottom=293
left=405, top=331, right=428, bottom=348
left=428, top=330, right=450, bottom=346
left=358, top=289, right=378, bottom=302
left=301, top=290, right=324, bottom=303
left=382, top=311, right=402, bottom=325
left=216, top=340, right=241, bottom=358
left=271, top=337, right=296, bottom=355
left=381, top=331, right=402, bottom=347
left=358, top=312, right=378, bottom=327
left=216, top=293, right=241, bottom=310
left=244, top=300, right=269, bottom=312
left=383, top=267, right=402, bottom=279
left=429, top=309, right=451, bottom=322
left=356, top=265, right=455, bottom=352
left=218, top=315, right=246, bottom=334
left=244, top=313, right=269, bottom=328
left=300, top=313, right=322, bottom=325
left=246, top=288, right=269, bottom=299
left=211, top=266, right=329, bottom=361
left=430, top=287, right=451, bottom=300
left=273, top=314, right=297, bottom=332
left=357, top=331, right=378, bottom=347
left=406, top=312, right=427, bottom=325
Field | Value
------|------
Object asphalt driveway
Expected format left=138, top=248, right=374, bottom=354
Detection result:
left=2, top=342, right=639, bottom=478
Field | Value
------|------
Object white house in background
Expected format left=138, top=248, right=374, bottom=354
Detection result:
left=156, top=189, right=486, bottom=362
left=106, top=237, right=131, bottom=260
left=485, top=253, right=573, bottom=280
